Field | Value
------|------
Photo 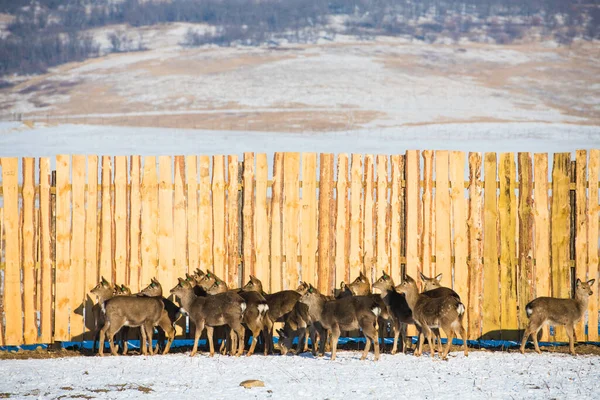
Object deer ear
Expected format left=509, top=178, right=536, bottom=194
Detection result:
left=576, top=278, right=582, bottom=285
left=436, top=273, right=443, bottom=281
left=588, top=279, right=595, bottom=286
left=340, top=281, right=345, bottom=289
left=419, top=272, right=426, bottom=281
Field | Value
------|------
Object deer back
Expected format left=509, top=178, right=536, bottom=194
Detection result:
left=264, top=290, right=301, bottom=321
left=104, top=295, right=165, bottom=327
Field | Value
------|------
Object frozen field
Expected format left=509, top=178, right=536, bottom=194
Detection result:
left=0, top=122, right=599, bottom=158
left=1, top=350, right=599, bottom=399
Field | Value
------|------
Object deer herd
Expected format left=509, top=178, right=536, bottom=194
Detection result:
left=90, top=269, right=595, bottom=360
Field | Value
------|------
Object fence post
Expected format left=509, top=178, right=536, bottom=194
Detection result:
left=50, top=170, right=57, bottom=347
left=237, top=161, right=244, bottom=289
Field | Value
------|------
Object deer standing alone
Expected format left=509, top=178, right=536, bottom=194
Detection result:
left=395, top=274, right=468, bottom=359
left=520, top=278, right=595, bottom=355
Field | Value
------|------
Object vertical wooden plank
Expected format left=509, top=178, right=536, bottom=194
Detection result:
left=405, top=150, right=421, bottom=281
left=186, top=156, right=199, bottom=272
left=198, top=156, right=213, bottom=270
left=174, top=156, right=187, bottom=280
left=55, top=155, right=71, bottom=341
left=349, top=154, right=363, bottom=281
left=99, top=156, right=113, bottom=282
left=301, top=153, right=317, bottom=286
left=318, top=154, right=334, bottom=292
left=518, top=153, right=534, bottom=336
left=483, top=153, right=500, bottom=339
left=69, top=156, right=85, bottom=341
left=141, top=157, right=158, bottom=286
left=450, top=152, right=468, bottom=304
left=575, top=150, right=588, bottom=340
left=435, top=151, right=451, bottom=283
left=587, top=150, right=599, bottom=341
left=243, top=152, right=255, bottom=286
left=375, top=155, right=389, bottom=277
left=39, top=158, right=53, bottom=343
left=158, top=156, right=174, bottom=287
left=335, top=154, right=349, bottom=285
left=21, top=158, right=37, bottom=343
left=255, top=154, right=269, bottom=288
left=467, top=153, right=483, bottom=339
left=551, top=153, right=571, bottom=341
left=129, top=156, right=142, bottom=292
left=212, top=155, right=227, bottom=279
left=499, top=153, right=518, bottom=340
left=390, top=155, right=402, bottom=280
left=422, top=150, right=434, bottom=277
left=283, top=153, right=300, bottom=290
left=227, top=156, right=240, bottom=286
left=113, top=156, right=127, bottom=286
left=270, top=153, right=284, bottom=292
left=363, top=155, right=375, bottom=281
left=84, top=157, right=98, bottom=340
left=533, top=153, right=551, bottom=341
left=2, top=158, right=23, bottom=345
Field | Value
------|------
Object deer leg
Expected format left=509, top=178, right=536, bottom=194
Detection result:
left=415, top=326, right=425, bottom=357
left=400, top=323, right=408, bottom=354
left=237, top=325, right=246, bottom=356
left=98, top=323, right=109, bottom=356
left=190, top=321, right=204, bottom=357
left=441, top=324, right=454, bottom=360
left=303, top=328, right=310, bottom=353
left=566, top=324, right=576, bottom=355
left=247, top=326, right=260, bottom=356
left=330, top=325, right=341, bottom=361
left=456, top=320, right=468, bottom=357
left=391, top=318, right=400, bottom=355
left=520, top=323, right=534, bottom=354
left=120, top=327, right=129, bottom=355
left=206, top=326, right=216, bottom=357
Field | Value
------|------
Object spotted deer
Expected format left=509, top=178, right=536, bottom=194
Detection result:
left=520, top=278, right=595, bottom=355
left=395, top=274, right=468, bottom=360
left=373, top=272, right=414, bottom=354
left=300, top=284, right=387, bottom=361
left=170, top=277, right=246, bottom=357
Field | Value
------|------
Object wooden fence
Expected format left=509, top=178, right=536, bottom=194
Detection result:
left=0, top=151, right=599, bottom=346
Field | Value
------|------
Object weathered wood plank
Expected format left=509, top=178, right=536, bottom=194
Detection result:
left=255, top=154, right=270, bottom=289
left=467, top=152, right=483, bottom=340
left=141, top=157, right=158, bottom=286
left=70, top=155, right=86, bottom=341
left=55, top=155, right=71, bottom=341
left=483, top=153, right=500, bottom=339
left=186, top=156, right=199, bottom=273
left=551, top=153, right=571, bottom=341
left=22, top=158, right=37, bottom=343
left=587, top=150, right=599, bottom=341
left=533, top=153, right=551, bottom=341
left=450, top=152, right=468, bottom=314
left=405, top=150, right=420, bottom=338
left=114, top=156, right=127, bottom=286
left=212, top=155, right=227, bottom=279
left=198, top=156, right=213, bottom=270
left=283, top=153, right=300, bottom=290
left=421, top=150, right=434, bottom=278
left=390, top=155, right=402, bottom=280
left=318, top=153, right=334, bottom=293
left=99, top=156, right=113, bottom=282
left=243, top=152, right=255, bottom=286
left=39, top=158, right=53, bottom=343
left=301, top=153, right=317, bottom=286
left=158, top=156, right=174, bottom=286
left=335, top=154, right=349, bottom=285
left=435, top=151, right=451, bottom=285
left=363, top=155, right=375, bottom=281
left=270, top=153, right=284, bottom=292
left=499, top=153, right=518, bottom=340
left=349, top=154, right=363, bottom=281
left=227, top=156, right=240, bottom=287
left=376, top=155, right=389, bottom=277
left=517, top=153, right=534, bottom=336
left=129, top=156, right=141, bottom=292
left=575, top=150, right=588, bottom=340
left=174, top=156, right=187, bottom=280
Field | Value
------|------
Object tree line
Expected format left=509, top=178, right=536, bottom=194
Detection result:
left=1, top=0, right=599, bottom=77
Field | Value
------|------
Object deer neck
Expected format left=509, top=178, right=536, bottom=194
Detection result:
left=306, top=293, right=326, bottom=319
left=402, top=286, right=420, bottom=310
left=574, top=291, right=590, bottom=314
left=176, top=289, right=198, bottom=313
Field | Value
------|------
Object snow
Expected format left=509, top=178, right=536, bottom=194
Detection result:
left=0, top=122, right=598, bottom=159
left=0, top=351, right=598, bottom=399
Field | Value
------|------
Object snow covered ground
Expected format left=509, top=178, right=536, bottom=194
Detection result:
left=0, top=350, right=599, bottom=399
left=0, top=122, right=599, bottom=159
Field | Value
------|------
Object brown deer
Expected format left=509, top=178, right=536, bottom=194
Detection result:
left=520, top=278, right=595, bottom=355
left=138, top=278, right=182, bottom=354
left=242, top=275, right=303, bottom=354
left=373, top=272, right=414, bottom=354
left=277, top=301, right=312, bottom=355
left=300, top=284, right=386, bottom=361
left=170, top=277, right=246, bottom=357
left=207, top=280, right=272, bottom=356
left=420, top=272, right=461, bottom=300
left=96, top=285, right=166, bottom=356
left=395, top=274, right=468, bottom=360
